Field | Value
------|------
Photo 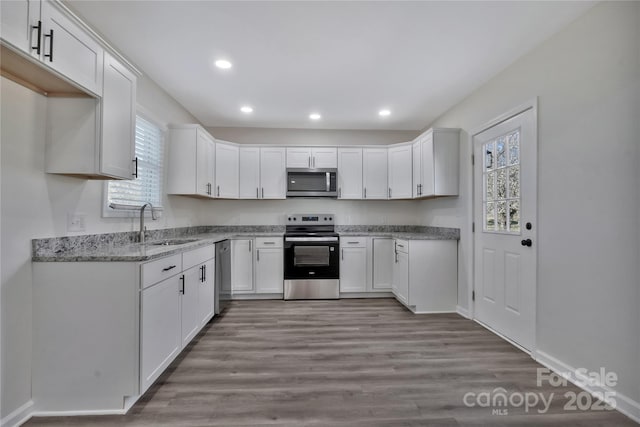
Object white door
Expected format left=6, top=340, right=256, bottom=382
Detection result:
left=215, top=143, right=239, bottom=198
left=392, top=247, right=409, bottom=305
left=412, top=141, right=422, bottom=198
left=340, top=246, right=367, bottom=293
left=1, top=0, right=39, bottom=55
left=196, top=129, right=214, bottom=197
left=362, top=148, right=388, bottom=199
left=388, top=144, right=413, bottom=199
left=473, top=107, right=536, bottom=351
left=337, top=148, right=363, bottom=199
left=260, top=147, right=286, bottom=199
left=180, top=267, right=201, bottom=347
left=255, top=247, right=283, bottom=293
left=101, top=53, right=136, bottom=179
left=372, top=238, right=393, bottom=290
left=231, top=239, right=254, bottom=292
left=198, top=260, right=215, bottom=326
left=311, top=147, right=337, bottom=168
left=239, top=147, right=260, bottom=199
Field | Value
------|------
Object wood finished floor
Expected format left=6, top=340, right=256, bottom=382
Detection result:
left=27, top=298, right=637, bottom=426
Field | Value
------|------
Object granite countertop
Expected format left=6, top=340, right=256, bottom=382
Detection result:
left=32, top=225, right=458, bottom=262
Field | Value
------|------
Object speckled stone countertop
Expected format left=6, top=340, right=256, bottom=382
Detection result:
left=336, top=225, right=459, bottom=240
left=32, top=225, right=458, bottom=262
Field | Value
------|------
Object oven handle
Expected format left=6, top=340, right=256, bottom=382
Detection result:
left=285, top=236, right=339, bottom=242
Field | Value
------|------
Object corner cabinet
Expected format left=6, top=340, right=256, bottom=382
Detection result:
left=391, top=239, right=457, bottom=313
left=167, top=125, right=216, bottom=198
left=388, top=143, right=413, bottom=199
left=45, top=51, right=136, bottom=179
left=412, top=128, right=460, bottom=198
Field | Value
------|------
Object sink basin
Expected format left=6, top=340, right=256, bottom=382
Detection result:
left=146, top=239, right=199, bottom=246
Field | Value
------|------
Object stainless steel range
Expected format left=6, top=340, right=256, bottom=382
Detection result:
left=283, top=214, right=339, bottom=300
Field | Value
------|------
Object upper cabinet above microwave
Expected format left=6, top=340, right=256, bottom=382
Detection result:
left=286, top=147, right=337, bottom=169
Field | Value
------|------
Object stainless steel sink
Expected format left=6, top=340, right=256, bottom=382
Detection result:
left=146, top=239, right=199, bottom=246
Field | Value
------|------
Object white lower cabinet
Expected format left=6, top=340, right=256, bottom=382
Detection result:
left=340, top=237, right=367, bottom=293
left=181, top=265, right=202, bottom=346
left=141, top=274, right=181, bottom=393
left=255, top=238, right=284, bottom=293
left=372, top=238, right=393, bottom=290
left=198, top=259, right=215, bottom=325
left=231, top=239, right=255, bottom=293
left=391, top=239, right=457, bottom=313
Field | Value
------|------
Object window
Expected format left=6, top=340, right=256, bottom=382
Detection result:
left=104, top=114, right=165, bottom=217
left=483, top=129, right=520, bottom=233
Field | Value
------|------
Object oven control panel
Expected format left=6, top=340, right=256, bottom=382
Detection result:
left=287, top=214, right=334, bottom=225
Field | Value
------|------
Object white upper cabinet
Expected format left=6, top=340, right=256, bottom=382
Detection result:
left=167, top=125, right=215, bottom=198
left=100, top=52, right=136, bottom=179
left=388, top=143, right=413, bottom=199
left=40, top=1, right=104, bottom=96
left=215, top=142, right=239, bottom=199
left=362, top=148, right=388, bottom=200
left=415, top=129, right=460, bottom=198
left=286, top=147, right=337, bottom=168
left=337, top=148, right=363, bottom=199
left=239, top=146, right=260, bottom=199
left=1, top=0, right=40, bottom=55
left=45, top=52, right=136, bottom=180
left=260, top=147, right=286, bottom=199
left=412, top=140, right=422, bottom=198
left=311, top=147, right=337, bottom=168
left=286, top=147, right=311, bottom=168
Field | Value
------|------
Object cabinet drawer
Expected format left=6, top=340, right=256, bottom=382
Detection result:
left=255, top=237, right=283, bottom=249
left=183, top=245, right=214, bottom=270
left=395, top=239, right=409, bottom=253
left=141, top=254, right=183, bottom=289
left=341, top=237, right=367, bottom=248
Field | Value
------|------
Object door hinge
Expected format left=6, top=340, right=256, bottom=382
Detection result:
left=472, top=290, right=475, bottom=301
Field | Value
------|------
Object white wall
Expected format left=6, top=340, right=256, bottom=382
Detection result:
left=0, top=73, right=203, bottom=420
left=420, top=1, right=640, bottom=407
left=208, top=126, right=418, bottom=146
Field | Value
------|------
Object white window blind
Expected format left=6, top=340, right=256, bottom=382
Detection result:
left=107, top=115, right=164, bottom=211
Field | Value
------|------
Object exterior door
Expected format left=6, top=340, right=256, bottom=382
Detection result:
left=473, top=107, right=536, bottom=351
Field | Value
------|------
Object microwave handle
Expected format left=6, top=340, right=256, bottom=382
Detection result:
left=326, top=172, right=330, bottom=192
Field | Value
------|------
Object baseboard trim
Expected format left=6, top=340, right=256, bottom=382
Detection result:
left=0, top=400, right=34, bottom=427
left=456, top=305, right=471, bottom=319
left=535, top=350, right=640, bottom=424
left=231, top=293, right=283, bottom=300
left=340, top=292, right=394, bottom=298
left=31, top=408, right=127, bottom=417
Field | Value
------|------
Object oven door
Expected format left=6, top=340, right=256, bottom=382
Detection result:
left=284, top=237, right=339, bottom=279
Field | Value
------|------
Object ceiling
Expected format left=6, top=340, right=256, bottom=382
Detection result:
left=67, top=1, right=594, bottom=130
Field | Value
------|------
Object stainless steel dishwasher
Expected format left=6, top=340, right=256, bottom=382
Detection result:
left=215, top=240, right=231, bottom=314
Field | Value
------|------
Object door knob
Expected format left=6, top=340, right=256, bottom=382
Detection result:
left=521, top=239, right=533, bottom=247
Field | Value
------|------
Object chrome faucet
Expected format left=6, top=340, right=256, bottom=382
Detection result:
left=139, top=202, right=157, bottom=244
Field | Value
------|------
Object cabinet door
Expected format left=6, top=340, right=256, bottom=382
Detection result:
left=231, top=239, right=254, bottom=292
left=196, top=129, right=214, bottom=197
left=412, top=141, right=422, bottom=198
left=260, top=147, right=286, bottom=199
left=363, top=148, right=388, bottom=199
left=393, top=250, right=409, bottom=305
left=41, top=1, right=103, bottom=96
left=421, top=133, right=435, bottom=197
left=372, top=238, right=393, bottom=290
left=198, top=260, right=215, bottom=326
left=340, top=246, right=367, bottom=293
left=286, top=147, right=311, bottom=168
left=140, top=275, right=181, bottom=393
left=100, top=52, right=136, bottom=179
left=239, top=146, right=260, bottom=199
left=1, top=0, right=39, bottom=55
left=181, top=267, right=201, bottom=347
left=255, top=248, right=283, bottom=293
left=337, top=148, right=362, bottom=199
left=215, top=143, right=239, bottom=199
left=312, top=147, right=337, bottom=168
left=388, top=144, right=413, bottom=199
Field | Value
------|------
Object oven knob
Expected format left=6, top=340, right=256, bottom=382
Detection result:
left=324, top=217, right=327, bottom=220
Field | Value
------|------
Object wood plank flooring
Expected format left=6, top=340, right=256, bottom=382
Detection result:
left=26, top=299, right=637, bottom=426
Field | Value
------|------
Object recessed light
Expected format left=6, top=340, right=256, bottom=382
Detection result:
left=240, top=106, right=253, bottom=113
left=309, top=113, right=321, bottom=120
left=215, top=59, right=232, bottom=69
left=379, top=109, right=391, bottom=117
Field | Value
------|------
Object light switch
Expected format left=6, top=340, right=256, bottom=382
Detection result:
left=67, top=213, right=87, bottom=232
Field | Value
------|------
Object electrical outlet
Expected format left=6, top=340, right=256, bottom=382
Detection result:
left=67, top=213, right=87, bottom=232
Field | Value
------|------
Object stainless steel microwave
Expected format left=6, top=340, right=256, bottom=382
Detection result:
left=286, top=168, right=337, bottom=198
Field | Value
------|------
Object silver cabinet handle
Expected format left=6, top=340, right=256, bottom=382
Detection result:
left=313, top=157, right=316, bottom=168
left=257, top=249, right=260, bottom=261
left=262, top=188, right=264, bottom=198
left=264, top=241, right=275, bottom=245
left=256, top=188, right=259, bottom=198
left=338, top=188, right=341, bottom=198
left=364, top=188, right=367, bottom=199
left=389, top=188, right=392, bottom=198
left=249, top=240, right=252, bottom=252
left=217, top=185, right=220, bottom=197
left=341, top=248, right=344, bottom=260
left=308, top=156, right=311, bottom=167
left=347, top=241, right=359, bottom=244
